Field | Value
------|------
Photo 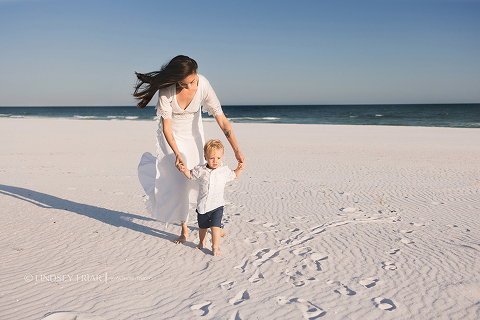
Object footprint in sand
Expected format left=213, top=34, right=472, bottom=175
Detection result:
left=372, top=297, right=396, bottom=311
left=296, top=299, right=326, bottom=319
left=272, top=251, right=288, bottom=263
left=263, top=222, right=278, bottom=228
left=234, top=259, right=249, bottom=273
left=400, top=238, right=414, bottom=245
left=245, top=219, right=264, bottom=225
left=190, top=300, right=213, bottom=317
left=276, top=297, right=325, bottom=319
left=400, top=229, right=413, bottom=234
left=340, top=207, right=357, bottom=213
left=300, top=253, right=328, bottom=271
left=252, top=248, right=271, bottom=258
left=327, top=280, right=356, bottom=295
left=219, top=280, right=235, bottom=290
left=228, top=310, right=242, bottom=320
left=248, top=269, right=265, bottom=283
left=386, top=248, right=400, bottom=255
left=252, top=249, right=281, bottom=267
left=382, top=261, right=397, bottom=271
left=243, top=238, right=258, bottom=244
left=229, top=289, right=250, bottom=305
left=411, top=222, right=425, bottom=227
left=285, top=270, right=319, bottom=287
left=281, top=234, right=314, bottom=246
left=359, top=277, right=379, bottom=288
left=234, top=248, right=273, bottom=273
left=292, top=246, right=312, bottom=256
left=310, top=253, right=328, bottom=262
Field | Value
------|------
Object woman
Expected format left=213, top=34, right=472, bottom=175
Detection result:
left=134, top=55, right=245, bottom=244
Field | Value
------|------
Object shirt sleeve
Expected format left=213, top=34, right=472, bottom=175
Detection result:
left=226, top=167, right=236, bottom=182
left=200, top=75, right=223, bottom=117
left=190, top=165, right=202, bottom=181
left=156, top=86, right=173, bottom=119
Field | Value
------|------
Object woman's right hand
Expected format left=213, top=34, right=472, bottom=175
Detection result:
left=175, top=154, right=185, bottom=171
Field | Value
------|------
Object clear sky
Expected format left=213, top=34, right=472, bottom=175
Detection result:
left=1, top=0, right=479, bottom=106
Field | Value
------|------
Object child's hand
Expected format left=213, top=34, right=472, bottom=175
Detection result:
left=237, top=163, right=245, bottom=170
left=179, top=164, right=187, bottom=172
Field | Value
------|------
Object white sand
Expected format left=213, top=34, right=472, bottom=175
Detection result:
left=1, top=118, right=479, bottom=320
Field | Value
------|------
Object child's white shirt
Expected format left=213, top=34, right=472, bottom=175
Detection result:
left=191, top=164, right=236, bottom=214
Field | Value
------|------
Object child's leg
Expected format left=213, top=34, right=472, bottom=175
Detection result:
left=196, top=228, right=208, bottom=249
left=210, top=227, right=221, bottom=256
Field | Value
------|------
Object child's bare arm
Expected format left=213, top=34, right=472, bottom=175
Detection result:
left=179, top=165, right=192, bottom=179
left=234, top=162, right=245, bottom=179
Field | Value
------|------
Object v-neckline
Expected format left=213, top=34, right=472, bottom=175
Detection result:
left=174, top=76, right=200, bottom=111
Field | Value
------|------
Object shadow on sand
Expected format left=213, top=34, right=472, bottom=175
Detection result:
left=0, top=184, right=181, bottom=241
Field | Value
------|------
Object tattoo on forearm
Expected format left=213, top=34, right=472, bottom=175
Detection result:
left=223, top=129, right=231, bottom=139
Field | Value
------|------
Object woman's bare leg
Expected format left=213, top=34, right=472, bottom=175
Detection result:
left=174, top=223, right=188, bottom=244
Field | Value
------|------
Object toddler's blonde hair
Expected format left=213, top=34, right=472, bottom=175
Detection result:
left=204, top=139, right=224, bottom=156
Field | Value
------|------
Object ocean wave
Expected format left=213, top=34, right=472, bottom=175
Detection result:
left=125, top=116, right=139, bottom=120
left=74, top=115, right=97, bottom=119
left=263, top=117, right=280, bottom=120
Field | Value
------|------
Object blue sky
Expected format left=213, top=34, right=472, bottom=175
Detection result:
left=1, top=0, right=479, bottom=106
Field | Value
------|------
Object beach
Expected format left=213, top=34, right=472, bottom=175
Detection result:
left=1, top=117, right=479, bottom=319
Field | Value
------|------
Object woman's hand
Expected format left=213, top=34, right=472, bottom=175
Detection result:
left=175, top=154, right=185, bottom=171
left=235, top=150, right=246, bottom=166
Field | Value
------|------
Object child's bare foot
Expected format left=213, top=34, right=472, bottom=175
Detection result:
left=221, top=229, right=227, bottom=238
left=213, top=247, right=221, bottom=256
left=196, top=242, right=205, bottom=250
left=174, top=235, right=187, bottom=244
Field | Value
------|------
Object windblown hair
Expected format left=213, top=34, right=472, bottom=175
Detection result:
left=204, top=139, right=224, bottom=156
left=133, top=55, right=198, bottom=109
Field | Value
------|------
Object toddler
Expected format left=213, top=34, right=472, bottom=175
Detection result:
left=180, top=139, right=244, bottom=256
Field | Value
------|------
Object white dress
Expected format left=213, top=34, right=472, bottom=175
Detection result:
left=138, top=75, right=223, bottom=223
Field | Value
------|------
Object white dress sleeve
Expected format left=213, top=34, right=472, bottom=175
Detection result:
left=156, top=85, right=174, bottom=119
left=200, top=75, right=223, bottom=117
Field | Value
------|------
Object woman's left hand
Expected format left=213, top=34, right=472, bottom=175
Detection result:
left=235, top=150, right=246, bottom=166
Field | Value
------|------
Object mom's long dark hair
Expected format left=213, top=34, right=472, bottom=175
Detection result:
left=133, top=55, right=198, bottom=109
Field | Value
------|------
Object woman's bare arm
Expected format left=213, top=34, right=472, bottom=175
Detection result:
left=214, top=113, right=246, bottom=165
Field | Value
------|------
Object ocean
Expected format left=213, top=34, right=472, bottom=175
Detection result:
left=0, top=104, right=479, bottom=128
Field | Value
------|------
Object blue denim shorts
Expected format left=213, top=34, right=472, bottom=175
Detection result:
left=197, top=206, right=224, bottom=229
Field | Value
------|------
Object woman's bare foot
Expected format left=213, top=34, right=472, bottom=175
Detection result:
left=212, top=247, right=221, bottom=256
left=174, top=235, right=187, bottom=244
left=174, top=223, right=189, bottom=244
left=196, top=242, right=206, bottom=250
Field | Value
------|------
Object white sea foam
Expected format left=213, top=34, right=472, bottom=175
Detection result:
left=74, top=115, right=97, bottom=119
